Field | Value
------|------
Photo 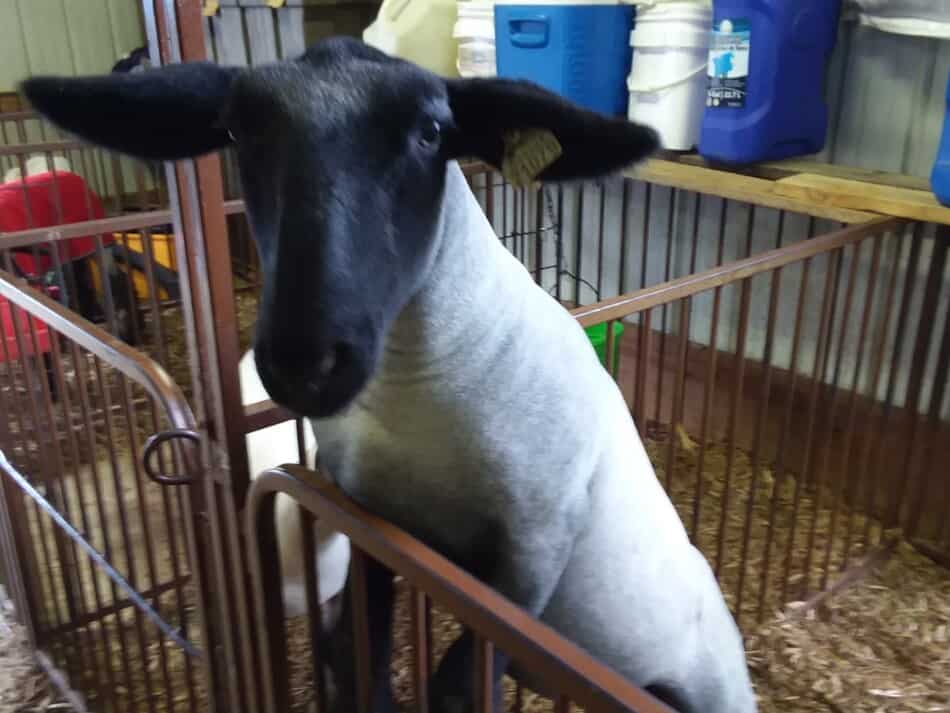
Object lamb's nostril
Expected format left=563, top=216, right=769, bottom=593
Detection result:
left=318, top=350, right=336, bottom=378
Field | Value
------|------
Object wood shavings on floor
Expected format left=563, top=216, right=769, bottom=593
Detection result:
left=745, top=540, right=950, bottom=712
left=0, top=587, right=72, bottom=712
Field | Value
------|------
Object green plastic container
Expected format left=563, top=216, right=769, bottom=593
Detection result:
left=585, top=321, right=624, bottom=377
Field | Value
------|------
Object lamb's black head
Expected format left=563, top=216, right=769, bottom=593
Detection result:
left=21, top=37, right=659, bottom=419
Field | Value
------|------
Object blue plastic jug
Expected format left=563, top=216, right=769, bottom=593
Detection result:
left=931, top=68, right=950, bottom=207
left=494, top=2, right=635, bottom=116
left=699, top=0, right=843, bottom=164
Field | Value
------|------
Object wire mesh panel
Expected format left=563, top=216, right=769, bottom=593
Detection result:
left=572, top=217, right=950, bottom=631
left=247, top=464, right=676, bottom=713
left=0, top=271, right=208, bottom=713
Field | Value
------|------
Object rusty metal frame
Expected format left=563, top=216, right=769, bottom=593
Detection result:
left=567, top=215, right=950, bottom=624
left=247, top=463, right=676, bottom=713
left=0, top=268, right=210, bottom=710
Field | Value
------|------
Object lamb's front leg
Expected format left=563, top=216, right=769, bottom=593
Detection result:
left=324, top=556, right=396, bottom=713
left=430, top=525, right=578, bottom=713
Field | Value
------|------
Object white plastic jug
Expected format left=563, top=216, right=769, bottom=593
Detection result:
left=363, top=0, right=461, bottom=77
left=626, top=1, right=711, bottom=151
left=454, top=0, right=496, bottom=78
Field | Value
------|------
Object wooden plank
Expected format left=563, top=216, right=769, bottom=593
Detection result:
left=244, top=6, right=279, bottom=65
left=676, top=153, right=931, bottom=192
left=276, top=6, right=305, bottom=59
left=774, top=173, right=950, bottom=226
left=628, top=159, right=878, bottom=224
left=212, top=6, right=250, bottom=67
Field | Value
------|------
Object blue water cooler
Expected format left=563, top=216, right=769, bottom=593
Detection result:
left=931, top=68, right=950, bottom=207
left=493, top=0, right=635, bottom=116
left=699, top=0, right=843, bottom=164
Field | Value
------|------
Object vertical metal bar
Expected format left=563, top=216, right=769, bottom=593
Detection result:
left=119, top=372, right=175, bottom=710
left=617, top=180, right=630, bottom=295
left=2, top=306, right=70, bottom=644
left=144, top=391, right=197, bottom=713
left=802, top=240, right=862, bottom=595
left=860, top=224, right=923, bottom=551
left=301, top=508, right=329, bottom=713
left=780, top=248, right=841, bottom=604
left=653, top=189, right=678, bottom=425
left=824, top=234, right=882, bottom=578
left=555, top=185, right=564, bottom=303
left=888, top=225, right=949, bottom=528
left=735, top=211, right=785, bottom=624
left=141, top=226, right=170, bottom=359
left=93, top=355, right=159, bottom=713
left=66, top=340, right=130, bottom=703
left=757, top=238, right=814, bottom=621
left=843, top=234, right=900, bottom=562
left=473, top=635, right=494, bottom=713
left=349, top=549, right=373, bottom=713
left=574, top=186, right=584, bottom=305
left=605, top=318, right=618, bottom=377
left=904, top=289, right=950, bottom=542
left=44, top=330, right=112, bottom=703
left=410, top=587, right=430, bottom=713
left=534, top=185, right=544, bottom=285
left=634, top=311, right=652, bottom=429
left=664, top=298, right=691, bottom=492
left=691, top=198, right=728, bottom=539
left=715, top=276, right=752, bottom=580
left=638, top=183, right=652, bottom=291
left=596, top=183, right=607, bottom=300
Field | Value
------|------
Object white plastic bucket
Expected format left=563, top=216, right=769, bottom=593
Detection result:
left=626, top=2, right=711, bottom=151
left=454, top=1, right=496, bottom=78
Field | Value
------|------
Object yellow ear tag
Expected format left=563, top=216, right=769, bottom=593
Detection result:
left=202, top=0, right=220, bottom=17
left=500, top=129, right=563, bottom=189
left=266, top=0, right=286, bottom=7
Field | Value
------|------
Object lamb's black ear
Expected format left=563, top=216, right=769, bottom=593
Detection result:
left=445, top=77, right=659, bottom=182
left=20, top=61, right=240, bottom=161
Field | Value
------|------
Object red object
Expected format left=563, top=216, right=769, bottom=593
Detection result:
left=0, top=169, right=107, bottom=363
left=0, top=296, right=51, bottom=361
left=0, top=170, right=111, bottom=277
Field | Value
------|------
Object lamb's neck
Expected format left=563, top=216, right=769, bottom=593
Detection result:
left=382, top=162, right=528, bottom=372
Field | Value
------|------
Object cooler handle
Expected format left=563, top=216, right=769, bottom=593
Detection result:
left=509, top=17, right=550, bottom=48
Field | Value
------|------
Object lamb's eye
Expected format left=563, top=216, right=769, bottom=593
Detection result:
left=419, top=120, right=441, bottom=146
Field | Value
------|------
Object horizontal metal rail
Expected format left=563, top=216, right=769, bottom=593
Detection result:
left=0, top=211, right=174, bottom=250
left=248, top=464, right=675, bottom=713
left=0, top=451, right=201, bottom=657
left=0, top=268, right=194, bottom=433
left=571, top=216, right=903, bottom=326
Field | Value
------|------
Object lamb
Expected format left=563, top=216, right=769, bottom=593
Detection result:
left=22, top=37, right=757, bottom=713
left=240, top=349, right=350, bottom=629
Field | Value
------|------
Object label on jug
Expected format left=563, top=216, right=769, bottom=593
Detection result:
left=707, top=18, right=750, bottom=109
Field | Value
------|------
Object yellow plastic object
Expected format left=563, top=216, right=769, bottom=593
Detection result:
left=363, top=0, right=460, bottom=77
left=89, top=232, right=178, bottom=303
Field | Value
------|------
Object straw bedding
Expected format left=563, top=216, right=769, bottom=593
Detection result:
left=2, top=295, right=948, bottom=711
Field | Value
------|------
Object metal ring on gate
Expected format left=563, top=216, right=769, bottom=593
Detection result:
left=142, top=429, right=202, bottom=485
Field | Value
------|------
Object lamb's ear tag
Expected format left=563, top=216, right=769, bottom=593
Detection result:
left=202, top=0, right=220, bottom=16
left=501, top=129, right=563, bottom=189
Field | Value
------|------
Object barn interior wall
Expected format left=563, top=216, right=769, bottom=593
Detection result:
left=0, top=0, right=150, bottom=199
left=489, top=21, right=950, bottom=422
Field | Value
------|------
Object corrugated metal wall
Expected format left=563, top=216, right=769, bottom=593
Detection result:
left=0, top=0, right=145, bottom=93
left=823, top=21, right=950, bottom=177
left=487, top=20, right=950, bottom=422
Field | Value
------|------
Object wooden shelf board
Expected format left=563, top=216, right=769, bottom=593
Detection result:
left=627, top=152, right=949, bottom=226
